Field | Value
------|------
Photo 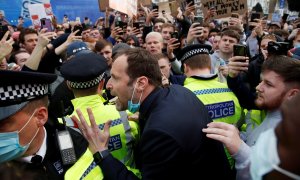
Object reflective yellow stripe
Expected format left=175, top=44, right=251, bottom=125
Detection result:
left=64, top=149, right=103, bottom=180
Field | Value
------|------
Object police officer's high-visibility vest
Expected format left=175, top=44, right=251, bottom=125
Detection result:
left=61, top=95, right=140, bottom=179
left=184, top=76, right=242, bottom=124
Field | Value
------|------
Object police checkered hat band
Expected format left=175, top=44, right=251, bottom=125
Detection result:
left=181, top=48, right=210, bottom=62
left=177, top=44, right=212, bottom=63
left=67, top=73, right=105, bottom=89
left=0, top=83, right=49, bottom=106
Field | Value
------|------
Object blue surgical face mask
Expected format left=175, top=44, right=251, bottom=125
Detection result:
left=0, top=110, right=39, bottom=163
left=250, top=128, right=300, bottom=180
left=294, top=43, right=300, bottom=48
left=127, top=82, right=143, bottom=113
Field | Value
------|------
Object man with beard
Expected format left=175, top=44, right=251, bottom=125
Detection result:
left=203, top=56, right=300, bottom=179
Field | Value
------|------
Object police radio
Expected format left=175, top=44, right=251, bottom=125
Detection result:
left=56, top=101, right=77, bottom=165
left=56, top=129, right=77, bottom=165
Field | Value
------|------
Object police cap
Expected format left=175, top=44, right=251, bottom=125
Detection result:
left=0, top=70, right=57, bottom=120
left=177, top=44, right=212, bottom=63
left=60, top=52, right=108, bottom=89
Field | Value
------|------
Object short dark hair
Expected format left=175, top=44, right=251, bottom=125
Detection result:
left=113, top=48, right=162, bottom=87
left=22, top=96, right=48, bottom=115
left=220, top=29, right=240, bottom=43
left=262, top=55, right=300, bottom=87
left=94, top=39, right=112, bottom=53
left=161, top=23, right=175, bottom=31
left=19, top=28, right=38, bottom=44
left=8, top=49, right=28, bottom=64
left=154, top=18, right=166, bottom=24
left=184, top=54, right=211, bottom=70
left=209, top=28, right=220, bottom=34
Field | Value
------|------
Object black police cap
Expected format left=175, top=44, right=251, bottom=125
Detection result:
left=60, top=52, right=108, bottom=89
left=0, top=70, right=57, bottom=120
left=177, top=44, right=212, bottom=63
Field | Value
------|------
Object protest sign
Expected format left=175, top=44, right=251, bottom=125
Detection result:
left=109, top=0, right=137, bottom=17
left=201, top=0, right=248, bottom=19
left=21, top=0, right=50, bottom=19
left=28, top=3, right=52, bottom=29
left=98, top=0, right=109, bottom=12
left=169, top=1, right=180, bottom=17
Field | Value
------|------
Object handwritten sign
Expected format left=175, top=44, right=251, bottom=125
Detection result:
left=201, top=0, right=248, bottom=19
left=109, top=0, right=137, bottom=17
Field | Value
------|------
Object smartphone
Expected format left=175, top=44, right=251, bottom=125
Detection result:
left=40, top=18, right=53, bottom=32
left=277, top=42, right=290, bottom=55
left=115, top=20, right=125, bottom=29
left=152, top=4, right=159, bottom=12
left=250, top=13, right=261, bottom=22
left=133, top=22, right=140, bottom=29
left=194, top=16, right=204, bottom=28
left=233, top=44, right=247, bottom=57
left=73, top=25, right=83, bottom=36
left=171, top=32, right=179, bottom=39
left=0, top=24, right=9, bottom=40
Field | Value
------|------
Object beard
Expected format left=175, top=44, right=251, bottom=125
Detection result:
left=255, top=94, right=283, bottom=111
left=287, top=0, right=300, bottom=12
left=115, top=98, right=127, bottom=111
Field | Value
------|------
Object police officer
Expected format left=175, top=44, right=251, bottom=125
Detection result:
left=177, top=44, right=242, bottom=125
left=0, top=70, right=88, bottom=179
left=177, top=44, right=243, bottom=169
left=60, top=52, right=140, bottom=179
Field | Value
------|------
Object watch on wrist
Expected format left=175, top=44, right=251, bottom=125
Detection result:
left=93, top=149, right=110, bottom=164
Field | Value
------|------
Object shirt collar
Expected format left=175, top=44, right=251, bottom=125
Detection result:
left=20, top=127, right=47, bottom=163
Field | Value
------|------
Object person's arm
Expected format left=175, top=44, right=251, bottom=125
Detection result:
left=186, top=23, right=204, bottom=45
left=72, top=108, right=185, bottom=179
left=71, top=108, right=140, bottom=180
left=106, top=27, right=123, bottom=45
left=179, top=15, right=192, bottom=38
left=232, top=141, right=252, bottom=180
left=54, top=30, right=81, bottom=55
left=202, top=121, right=252, bottom=180
left=24, top=29, right=56, bottom=70
left=227, top=56, right=258, bottom=110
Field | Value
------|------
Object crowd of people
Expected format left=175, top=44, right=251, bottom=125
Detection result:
left=0, top=0, right=300, bottom=179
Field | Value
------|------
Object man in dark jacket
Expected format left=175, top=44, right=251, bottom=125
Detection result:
left=72, top=48, right=232, bottom=179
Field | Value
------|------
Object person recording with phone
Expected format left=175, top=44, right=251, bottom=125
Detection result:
left=186, top=20, right=212, bottom=47
left=227, top=34, right=278, bottom=109
left=210, top=30, right=241, bottom=82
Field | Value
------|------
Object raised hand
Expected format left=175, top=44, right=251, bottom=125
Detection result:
left=228, top=56, right=249, bottom=78
left=71, top=108, right=112, bottom=154
left=202, top=122, right=242, bottom=155
left=0, top=31, right=14, bottom=61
